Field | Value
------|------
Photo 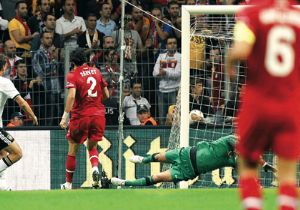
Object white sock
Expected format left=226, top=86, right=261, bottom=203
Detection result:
left=65, top=182, right=72, bottom=188
left=0, top=160, right=9, bottom=173
left=92, top=167, right=99, bottom=173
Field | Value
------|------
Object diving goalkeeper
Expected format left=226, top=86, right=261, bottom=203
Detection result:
left=111, top=135, right=276, bottom=187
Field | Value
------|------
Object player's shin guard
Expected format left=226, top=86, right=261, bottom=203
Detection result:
left=278, top=183, right=298, bottom=210
left=239, top=176, right=262, bottom=210
left=66, top=155, right=76, bottom=183
left=142, top=153, right=159, bottom=163
left=125, top=176, right=155, bottom=186
left=88, top=147, right=99, bottom=170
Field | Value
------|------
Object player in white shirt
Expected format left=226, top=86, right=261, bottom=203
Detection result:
left=0, top=54, right=38, bottom=190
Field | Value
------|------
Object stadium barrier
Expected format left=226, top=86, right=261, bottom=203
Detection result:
left=5, top=127, right=276, bottom=190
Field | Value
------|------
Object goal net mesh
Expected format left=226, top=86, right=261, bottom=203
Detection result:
left=162, top=12, right=277, bottom=188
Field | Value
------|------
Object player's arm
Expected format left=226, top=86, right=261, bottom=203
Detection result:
left=59, top=88, right=76, bottom=129
left=102, top=86, right=109, bottom=101
left=15, top=95, right=38, bottom=125
left=226, top=21, right=256, bottom=80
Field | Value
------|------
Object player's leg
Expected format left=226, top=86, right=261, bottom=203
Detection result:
left=238, top=158, right=262, bottom=210
left=88, top=116, right=105, bottom=188
left=0, top=128, right=22, bottom=173
left=86, top=139, right=100, bottom=188
left=130, top=149, right=179, bottom=164
left=276, top=157, right=297, bottom=210
left=0, top=150, right=11, bottom=191
left=61, top=140, right=79, bottom=190
left=111, top=170, right=173, bottom=187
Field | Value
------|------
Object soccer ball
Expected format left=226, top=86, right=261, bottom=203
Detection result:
left=189, top=109, right=204, bottom=124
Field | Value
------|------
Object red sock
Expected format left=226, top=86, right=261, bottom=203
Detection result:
left=66, top=155, right=76, bottom=183
left=239, top=176, right=262, bottom=210
left=278, top=183, right=298, bottom=210
left=89, top=147, right=99, bottom=168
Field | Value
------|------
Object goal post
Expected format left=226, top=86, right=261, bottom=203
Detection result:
left=180, top=5, right=246, bottom=149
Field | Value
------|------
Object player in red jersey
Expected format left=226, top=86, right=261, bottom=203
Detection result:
left=59, top=49, right=109, bottom=190
left=226, top=1, right=300, bottom=209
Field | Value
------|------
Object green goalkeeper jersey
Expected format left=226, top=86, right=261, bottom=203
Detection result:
left=195, top=135, right=237, bottom=174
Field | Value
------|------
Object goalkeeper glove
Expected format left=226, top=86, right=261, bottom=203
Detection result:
left=262, top=163, right=277, bottom=173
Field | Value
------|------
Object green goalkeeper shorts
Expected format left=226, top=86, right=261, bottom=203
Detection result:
left=165, top=147, right=197, bottom=183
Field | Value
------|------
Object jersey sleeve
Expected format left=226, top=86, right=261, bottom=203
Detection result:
left=98, top=70, right=108, bottom=88
left=234, top=9, right=257, bottom=44
left=66, top=72, right=76, bottom=89
left=4, top=79, right=20, bottom=99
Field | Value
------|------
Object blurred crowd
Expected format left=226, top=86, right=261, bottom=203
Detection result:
left=0, top=0, right=249, bottom=127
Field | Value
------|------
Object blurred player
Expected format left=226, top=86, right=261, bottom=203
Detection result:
left=111, top=135, right=276, bottom=187
left=226, top=1, right=300, bottom=209
left=0, top=54, right=38, bottom=190
left=59, top=49, right=109, bottom=190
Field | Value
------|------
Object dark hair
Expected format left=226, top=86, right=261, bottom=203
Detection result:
left=15, top=59, right=26, bottom=67
left=167, top=1, right=179, bottom=8
left=40, top=30, right=52, bottom=39
left=15, top=0, right=27, bottom=9
left=100, top=2, right=111, bottom=11
left=166, top=36, right=177, bottom=43
left=190, top=77, right=204, bottom=87
left=70, top=48, right=87, bottom=66
left=43, top=13, right=55, bottom=22
left=130, top=79, right=142, bottom=88
left=86, top=13, right=97, bottom=19
left=0, top=55, right=6, bottom=70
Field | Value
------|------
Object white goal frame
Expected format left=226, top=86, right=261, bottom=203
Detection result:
left=180, top=5, right=247, bottom=149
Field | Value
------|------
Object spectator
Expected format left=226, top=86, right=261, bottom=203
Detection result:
left=6, top=112, right=25, bottom=127
left=153, top=36, right=180, bottom=124
left=150, top=7, right=173, bottom=56
left=13, top=59, right=43, bottom=116
left=77, top=13, right=105, bottom=61
left=186, top=0, right=196, bottom=4
left=3, top=40, right=22, bottom=79
left=100, top=48, right=120, bottom=101
left=165, top=104, right=175, bottom=126
left=166, top=1, right=181, bottom=48
left=32, top=31, right=62, bottom=125
left=123, top=80, right=151, bottom=125
left=112, top=13, right=142, bottom=80
left=90, top=35, right=116, bottom=67
left=103, top=35, right=115, bottom=49
left=8, top=1, right=39, bottom=57
left=55, top=0, right=86, bottom=47
left=96, top=2, right=116, bottom=36
left=31, top=13, right=64, bottom=51
left=131, top=5, right=151, bottom=46
left=137, top=104, right=157, bottom=126
left=28, top=0, right=51, bottom=34
left=189, top=78, right=213, bottom=118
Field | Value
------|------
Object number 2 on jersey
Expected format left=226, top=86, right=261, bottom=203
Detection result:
left=265, top=26, right=295, bottom=77
left=87, top=76, right=97, bottom=97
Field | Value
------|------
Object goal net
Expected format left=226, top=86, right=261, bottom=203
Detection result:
left=163, top=5, right=277, bottom=188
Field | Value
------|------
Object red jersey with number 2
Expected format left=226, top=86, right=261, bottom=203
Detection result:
left=236, top=0, right=300, bottom=161
left=66, top=64, right=108, bottom=118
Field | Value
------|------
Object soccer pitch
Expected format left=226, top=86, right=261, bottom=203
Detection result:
left=0, top=188, right=278, bottom=210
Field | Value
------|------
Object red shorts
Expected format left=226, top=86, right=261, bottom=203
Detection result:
left=237, top=99, right=300, bottom=162
left=66, top=116, right=106, bottom=144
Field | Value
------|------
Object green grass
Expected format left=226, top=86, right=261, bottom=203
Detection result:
left=0, top=188, right=277, bottom=210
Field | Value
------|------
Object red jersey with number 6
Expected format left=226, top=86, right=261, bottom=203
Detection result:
left=66, top=64, right=108, bottom=118
left=236, top=0, right=300, bottom=161
left=237, top=0, right=300, bottom=100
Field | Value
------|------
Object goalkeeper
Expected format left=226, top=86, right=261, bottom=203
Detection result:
left=111, top=135, right=276, bottom=187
